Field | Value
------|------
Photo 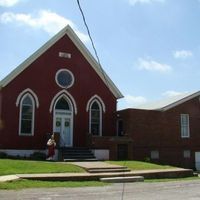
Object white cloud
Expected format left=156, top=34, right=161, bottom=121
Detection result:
left=0, top=10, right=89, bottom=43
left=0, top=0, right=20, bottom=7
left=137, top=58, right=172, bottom=73
left=162, top=90, right=188, bottom=97
left=124, top=94, right=147, bottom=107
left=173, top=50, right=193, bottom=59
left=129, top=0, right=165, bottom=6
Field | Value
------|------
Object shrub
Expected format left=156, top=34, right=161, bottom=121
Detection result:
left=144, top=157, right=151, bottom=163
left=0, top=152, right=7, bottom=158
left=30, top=152, right=46, bottom=161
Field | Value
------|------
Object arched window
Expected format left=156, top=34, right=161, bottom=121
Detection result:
left=19, top=94, right=35, bottom=136
left=89, top=100, right=102, bottom=136
left=55, top=97, right=70, bottom=110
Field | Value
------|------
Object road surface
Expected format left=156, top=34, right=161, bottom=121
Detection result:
left=1, top=180, right=200, bottom=200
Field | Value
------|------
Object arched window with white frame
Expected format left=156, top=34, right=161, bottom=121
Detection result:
left=19, top=94, right=35, bottom=136
left=89, top=100, right=102, bottom=136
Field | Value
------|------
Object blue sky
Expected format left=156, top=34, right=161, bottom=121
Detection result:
left=1, top=0, right=200, bottom=109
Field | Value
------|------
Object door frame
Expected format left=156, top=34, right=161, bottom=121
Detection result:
left=195, top=152, right=200, bottom=170
left=53, top=111, right=73, bottom=147
left=52, top=93, right=75, bottom=148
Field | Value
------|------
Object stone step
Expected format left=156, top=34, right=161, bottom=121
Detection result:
left=88, top=168, right=131, bottom=173
left=88, top=166, right=128, bottom=170
left=63, top=152, right=93, bottom=155
left=100, top=176, right=144, bottom=183
left=64, top=158, right=98, bottom=162
left=60, top=148, right=91, bottom=152
left=63, top=155, right=96, bottom=159
left=61, top=148, right=97, bottom=162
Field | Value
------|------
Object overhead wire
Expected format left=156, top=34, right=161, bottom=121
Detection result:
left=76, top=0, right=110, bottom=89
left=76, top=1, right=126, bottom=199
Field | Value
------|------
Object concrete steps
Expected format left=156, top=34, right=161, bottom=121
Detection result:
left=61, top=148, right=97, bottom=162
left=70, top=161, right=142, bottom=182
left=87, top=168, right=131, bottom=173
left=64, top=158, right=98, bottom=162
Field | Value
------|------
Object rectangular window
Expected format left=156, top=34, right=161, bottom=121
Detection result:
left=180, top=114, right=190, bottom=138
left=150, top=150, right=159, bottom=159
left=183, top=150, right=190, bottom=158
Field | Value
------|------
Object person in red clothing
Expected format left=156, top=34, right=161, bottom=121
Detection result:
left=46, top=134, right=56, bottom=160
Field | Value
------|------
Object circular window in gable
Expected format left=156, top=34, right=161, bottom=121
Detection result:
left=55, top=69, right=74, bottom=88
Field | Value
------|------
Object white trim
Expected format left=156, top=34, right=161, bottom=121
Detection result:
left=86, top=95, right=106, bottom=112
left=55, top=69, right=75, bottom=89
left=53, top=113, right=73, bottom=147
left=16, top=88, right=39, bottom=108
left=158, top=91, right=200, bottom=111
left=49, top=90, right=77, bottom=114
left=0, top=25, right=123, bottom=99
left=89, top=99, right=103, bottom=136
left=53, top=95, right=73, bottom=147
left=19, top=94, right=35, bottom=136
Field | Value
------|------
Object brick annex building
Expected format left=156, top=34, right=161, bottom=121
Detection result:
left=118, top=92, right=200, bottom=170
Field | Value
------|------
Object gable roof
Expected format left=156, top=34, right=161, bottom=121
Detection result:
left=135, top=91, right=200, bottom=111
left=0, top=25, right=123, bottom=99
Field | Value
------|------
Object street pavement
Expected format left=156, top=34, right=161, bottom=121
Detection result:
left=1, top=179, right=200, bottom=200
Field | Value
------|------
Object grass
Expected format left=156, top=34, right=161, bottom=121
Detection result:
left=0, top=180, right=107, bottom=190
left=107, top=160, right=176, bottom=170
left=0, top=159, right=85, bottom=175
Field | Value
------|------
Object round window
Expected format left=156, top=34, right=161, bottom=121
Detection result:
left=56, top=69, right=74, bottom=88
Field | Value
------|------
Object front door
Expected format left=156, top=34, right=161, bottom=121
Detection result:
left=53, top=97, right=73, bottom=147
left=195, top=152, right=200, bottom=170
left=55, top=115, right=72, bottom=147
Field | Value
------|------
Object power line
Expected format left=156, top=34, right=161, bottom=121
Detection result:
left=76, top=0, right=110, bottom=88
left=76, top=1, right=126, bottom=198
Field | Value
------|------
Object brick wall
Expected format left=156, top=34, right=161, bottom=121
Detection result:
left=118, top=96, right=200, bottom=169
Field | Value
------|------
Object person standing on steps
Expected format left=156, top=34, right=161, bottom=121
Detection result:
left=46, top=134, right=56, bottom=160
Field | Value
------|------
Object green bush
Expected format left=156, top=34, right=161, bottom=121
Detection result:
left=144, top=157, right=151, bottom=163
left=30, top=152, right=46, bottom=160
left=0, top=152, right=7, bottom=158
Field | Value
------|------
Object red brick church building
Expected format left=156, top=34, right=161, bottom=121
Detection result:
left=0, top=25, right=128, bottom=160
left=1, top=25, right=200, bottom=170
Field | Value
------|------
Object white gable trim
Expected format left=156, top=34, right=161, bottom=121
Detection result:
left=49, top=90, right=77, bottom=115
left=0, top=25, right=123, bottom=99
left=16, top=88, right=39, bottom=108
left=159, top=91, right=200, bottom=111
left=158, top=91, right=200, bottom=111
left=86, top=94, right=106, bottom=113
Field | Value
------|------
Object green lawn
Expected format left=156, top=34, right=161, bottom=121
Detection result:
left=0, top=159, right=85, bottom=175
left=0, top=180, right=107, bottom=190
left=107, top=160, right=176, bottom=170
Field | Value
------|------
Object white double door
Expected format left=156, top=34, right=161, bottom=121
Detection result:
left=54, top=114, right=73, bottom=147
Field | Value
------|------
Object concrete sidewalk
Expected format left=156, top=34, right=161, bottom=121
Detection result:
left=0, top=175, right=20, bottom=182
left=70, top=161, right=128, bottom=170
left=0, top=161, right=195, bottom=182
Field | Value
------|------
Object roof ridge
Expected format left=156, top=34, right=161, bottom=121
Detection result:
left=0, top=25, right=123, bottom=99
